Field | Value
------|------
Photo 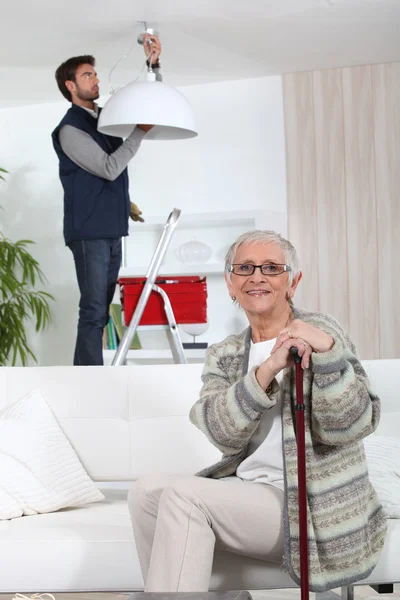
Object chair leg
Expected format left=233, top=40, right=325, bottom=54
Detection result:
left=341, top=585, right=354, bottom=600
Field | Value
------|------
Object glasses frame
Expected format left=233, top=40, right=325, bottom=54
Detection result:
left=229, top=263, right=292, bottom=277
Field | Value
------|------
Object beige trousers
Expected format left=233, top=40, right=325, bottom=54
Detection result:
left=128, top=473, right=284, bottom=592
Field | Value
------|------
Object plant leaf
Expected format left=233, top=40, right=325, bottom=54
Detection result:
left=0, top=229, right=54, bottom=365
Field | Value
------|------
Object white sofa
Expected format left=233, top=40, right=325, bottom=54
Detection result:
left=0, top=361, right=399, bottom=593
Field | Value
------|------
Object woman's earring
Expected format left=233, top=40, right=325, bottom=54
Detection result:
left=231, top=295, right=236, bottom=303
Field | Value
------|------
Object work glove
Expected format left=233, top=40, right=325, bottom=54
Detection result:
left=130, top=202, right=144, bottom=223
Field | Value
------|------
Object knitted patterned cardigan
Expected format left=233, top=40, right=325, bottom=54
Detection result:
left=189, top=307, right=387, bottom=593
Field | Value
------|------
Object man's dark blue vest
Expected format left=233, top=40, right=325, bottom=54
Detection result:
left=52, top=104, right=130, bottom=245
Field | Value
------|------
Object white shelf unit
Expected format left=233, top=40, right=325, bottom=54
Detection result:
left=123, top=209, right=281, bottom=277
left=119, top=262, right=224, bottom=277
left=128, top=210, right=258, bottom=231
left=103, top=348, right=206, bottom=364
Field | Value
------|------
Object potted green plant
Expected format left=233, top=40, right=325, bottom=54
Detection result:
left=0, top=168, right=54, bottom=365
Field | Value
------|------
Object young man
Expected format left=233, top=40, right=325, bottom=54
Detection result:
left=52, top=36, right=161, bottom=366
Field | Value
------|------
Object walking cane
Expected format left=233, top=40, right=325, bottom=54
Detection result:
left=290, top=347, right=309, bottom=600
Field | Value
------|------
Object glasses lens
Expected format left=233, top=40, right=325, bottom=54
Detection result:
left=232, top=264, right=255, bottom=275
left=261, top=264, right=285, bottom=275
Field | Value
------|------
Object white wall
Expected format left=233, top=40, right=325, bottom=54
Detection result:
left=127, top=76, right=287, bottom=215
left=0, top=75, right=287, bottom=365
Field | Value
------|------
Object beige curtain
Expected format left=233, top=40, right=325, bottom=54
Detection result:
left=283, top=63, right=400, bottom=359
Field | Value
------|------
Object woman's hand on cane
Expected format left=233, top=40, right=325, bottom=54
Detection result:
left=269, top=337, right=312, bottom=371
left=271, top=320, right=334, bottom=357
left=256, top=337, right=311, bottom=391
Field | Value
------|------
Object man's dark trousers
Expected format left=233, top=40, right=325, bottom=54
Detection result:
left=68, top=238, right=122, bottom=365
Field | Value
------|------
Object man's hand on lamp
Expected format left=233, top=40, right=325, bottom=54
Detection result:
left=143, top=34, right=162, bottom=65
left=137, top=124, right=154, bottom=132
left=137, top=35, right=162, bottom=133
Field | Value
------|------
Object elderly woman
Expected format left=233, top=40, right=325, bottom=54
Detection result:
left=128, top=230, right=386, bottom=593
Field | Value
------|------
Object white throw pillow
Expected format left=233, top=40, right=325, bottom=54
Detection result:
left=0, top=389, right=104, bottom=520
left=364, top=435, right=400, bottom=519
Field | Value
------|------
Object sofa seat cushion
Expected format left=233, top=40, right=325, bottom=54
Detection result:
left=0, top=488, right=142, bottom=592
left=212, top=519, right=400, bottom=590
left=0, top=489, right=398, bottom=592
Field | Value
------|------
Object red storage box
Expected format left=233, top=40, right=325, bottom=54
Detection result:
left=119, top=276, right=208, bottom=326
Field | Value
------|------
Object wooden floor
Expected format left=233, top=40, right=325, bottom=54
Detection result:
left=1, top=587, right=399, bottom=600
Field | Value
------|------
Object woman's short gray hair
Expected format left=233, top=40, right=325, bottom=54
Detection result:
left=224, top=230, right=300, bottom=285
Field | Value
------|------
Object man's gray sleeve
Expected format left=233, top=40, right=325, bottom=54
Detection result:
left=59, top=126, right=146, bottom=182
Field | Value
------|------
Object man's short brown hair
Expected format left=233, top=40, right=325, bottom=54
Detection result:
left=55, top=55, right=95, bottom=102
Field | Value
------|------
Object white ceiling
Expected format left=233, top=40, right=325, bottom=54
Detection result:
left=1, top=0, right=400, bottom=107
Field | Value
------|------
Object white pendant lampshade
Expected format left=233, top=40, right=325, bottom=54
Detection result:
left=98, top=73, right=197, bottom=140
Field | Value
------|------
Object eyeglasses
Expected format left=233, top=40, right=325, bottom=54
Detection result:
left=230, top=263, right=292, bottom=276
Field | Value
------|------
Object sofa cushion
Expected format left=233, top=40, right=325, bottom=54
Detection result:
left=0, top=389, right=104, bottom=520
left=0, top=489, right=398, bottom=593
left=364, top=436, right=400, bottom=518
left=0, top=487, right=294, bottom=592
left=0, top=488, right=140, bottom=592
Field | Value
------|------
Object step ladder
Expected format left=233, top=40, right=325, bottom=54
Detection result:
left=112, top=208, right=187, bottom=366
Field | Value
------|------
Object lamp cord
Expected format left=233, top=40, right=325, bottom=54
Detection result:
left=108, top=34, right=148, bottom=95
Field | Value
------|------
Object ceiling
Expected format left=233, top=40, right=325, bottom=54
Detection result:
left=1, top=0, right=400, bottom=107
